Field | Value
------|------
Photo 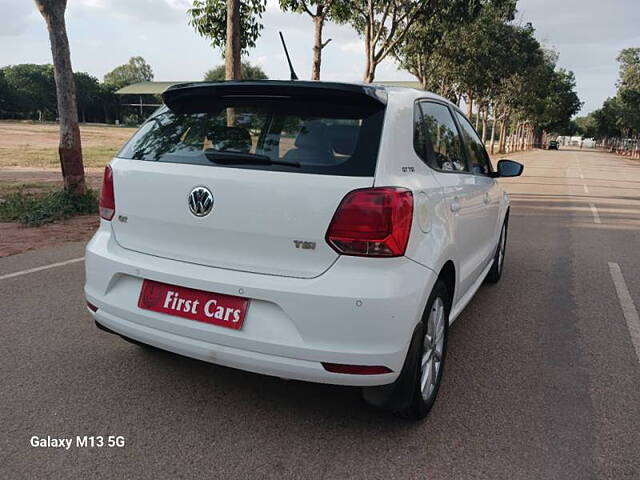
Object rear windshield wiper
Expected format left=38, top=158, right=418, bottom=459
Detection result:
left=204, top=149, right=300, bottom=167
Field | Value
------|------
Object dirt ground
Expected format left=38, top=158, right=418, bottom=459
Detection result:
left=0, top=121, right=129, bottom=256
left=0, top=215, right=99, bottom=257
left=0, top=121, right=136, bottom=169
left=0, top=168, right=104, bottom=257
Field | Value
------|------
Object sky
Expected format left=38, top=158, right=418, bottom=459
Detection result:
left=1, top=0, right=639, bottom=115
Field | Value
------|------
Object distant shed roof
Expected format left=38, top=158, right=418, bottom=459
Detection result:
left=115, top=81, right=187, bottom=95
left=115, top=80, right=423, bottom=96
left=375, top=81, right=422, bottom=89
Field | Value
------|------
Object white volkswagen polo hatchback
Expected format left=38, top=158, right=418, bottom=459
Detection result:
left=85, top=81, right=522, bottom=419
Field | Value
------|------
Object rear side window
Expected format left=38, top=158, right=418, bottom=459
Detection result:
left=454, top=112, right=492, bottom=175
left=118, top=100, right=385, bottom=177
left=414, top=102, right=467, bottom=172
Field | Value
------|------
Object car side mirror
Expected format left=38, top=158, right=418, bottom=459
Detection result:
left=493, top=159, right=523, bottom=178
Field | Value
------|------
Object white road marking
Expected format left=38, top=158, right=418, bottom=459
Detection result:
left=589, top=203, right=601, bottom=224
left=608, top=262, right=640, bottom=364
left=0, top=257, right=84, bottom=281
left=583, top=184, right=590, bottom=194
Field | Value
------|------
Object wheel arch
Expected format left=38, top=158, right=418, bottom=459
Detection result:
left=437, top=260, right=456, bottom=309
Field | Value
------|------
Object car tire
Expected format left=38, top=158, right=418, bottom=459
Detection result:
left=485, top=216, right=508, bottom=284
left=362, top=280, right=450, bottom=420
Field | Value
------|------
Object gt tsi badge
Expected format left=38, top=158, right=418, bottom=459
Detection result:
left=188, top=186, right=214, bottom=217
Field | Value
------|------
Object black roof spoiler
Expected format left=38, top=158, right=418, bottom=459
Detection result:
left=163, top=80, right=387, bottom=113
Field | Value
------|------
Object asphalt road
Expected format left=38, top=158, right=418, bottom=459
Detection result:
left=1, top=148, right=639, bottom=479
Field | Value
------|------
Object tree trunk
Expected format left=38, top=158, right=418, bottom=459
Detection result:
left=311, top=7, right=327, bottom=81
left=362, top=7, right=374, bottom=83
left=490, top=115, right=497, bottom=155
left=505, top=121, right=510, bottom=153
left=509, top=121, right=517, bottom=152
left=481, top=106, right=488, bottom=144
left=225, top=0, right=240, bottom=125
left=225, top=0, right=241, bottom=81
left=517, top=123, right=523, bottom=151
left=363, top=66, right=375, bottom=83
left=498, top=117, right=507, bottom=154
left=466, top=92, right=473, bottom=119
left=35, top=0, right=86, bottom=197
left=362, top=21, right=375, bottom=83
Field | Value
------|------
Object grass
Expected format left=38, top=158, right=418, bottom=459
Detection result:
left=0, top=188, right=98, bottom=226
left=0, top=181, right=56, bottom=198
left=0, top=146, right=119, bottom=169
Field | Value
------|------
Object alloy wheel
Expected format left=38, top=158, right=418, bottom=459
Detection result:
left=420, top=297, right=445, bottom=401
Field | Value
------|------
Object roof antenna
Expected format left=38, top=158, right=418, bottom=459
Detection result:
left=279, top=31, right=298, bottom=81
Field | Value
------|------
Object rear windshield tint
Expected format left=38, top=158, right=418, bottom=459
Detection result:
left=118, top=99, right=385, bottom=176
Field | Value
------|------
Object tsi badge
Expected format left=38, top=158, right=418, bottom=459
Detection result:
left=188, top=186, right=214, bottom=217
left=294, top=240, right=316, bottom=250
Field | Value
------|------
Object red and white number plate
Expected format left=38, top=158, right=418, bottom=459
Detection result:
left=138, top=279, right=249, bottom=330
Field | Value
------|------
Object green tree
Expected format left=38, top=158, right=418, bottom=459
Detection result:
left=393, top=0, right=489, bottom=94
left=531, top=68, right=582, bottom=135
left=98, top=83, right=121, bottom=124
left=491, top=24, right=547, bottom=152
left=393, top=0, right=517, bottom=127
left=2, top=64, right=57, bottom=120
left=278, top=1, right=350, bottom=80
left=189, top=0, right=266, bottom=80
left=0, top=70, right=19, bottom=117
left=574, top=114, right=597, bottom=138
left=592, top=97, right=625, bottom=138
left=568, top=48, right=640, bottom=149
left=342, top=0, right=431, bottom=83
left=616, top=48, right=640, bottom=93
left=103, top=56, right=154, bottom=90
left=615, top=48, right=640, bottom=135
left=204, top=61, right=268, bottom=81
left=74, top=72, right=101, bottom=122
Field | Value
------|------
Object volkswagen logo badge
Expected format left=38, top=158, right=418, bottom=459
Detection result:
left=188, top=186, right=214, bottom=217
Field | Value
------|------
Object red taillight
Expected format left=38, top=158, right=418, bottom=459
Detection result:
left=99, top=165, right=115, bottom=221
left=87, top=301, right=98, bottom=312
left=326, top=187, right=413, bottom=257
left=322, top=363, right=392, bottom=375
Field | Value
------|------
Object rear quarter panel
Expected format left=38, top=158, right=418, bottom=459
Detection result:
left=374, top=89, right=458, bottom=304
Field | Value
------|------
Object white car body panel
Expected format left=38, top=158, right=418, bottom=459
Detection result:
left=110, top=158, right=372, bottom=279
left=85, top=83, right=511, bottom=386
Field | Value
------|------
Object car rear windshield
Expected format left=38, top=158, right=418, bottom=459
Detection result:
left=118, top=98, right=385, bottom=176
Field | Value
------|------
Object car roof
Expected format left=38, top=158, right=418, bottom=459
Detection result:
left=163, top=80, right=461, bottom=113
left=375, top=84, right=462, bottom=113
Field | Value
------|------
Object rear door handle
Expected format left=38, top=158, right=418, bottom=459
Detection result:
left=450, top=197, right=461, bottom=213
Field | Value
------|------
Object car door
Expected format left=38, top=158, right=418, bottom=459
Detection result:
left=454, top=111, right=501, bottom=272
left=415, top=101, right=482, bottom=301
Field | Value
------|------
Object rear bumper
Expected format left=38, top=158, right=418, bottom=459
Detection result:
left=85, top=223, right=437, bottom=386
